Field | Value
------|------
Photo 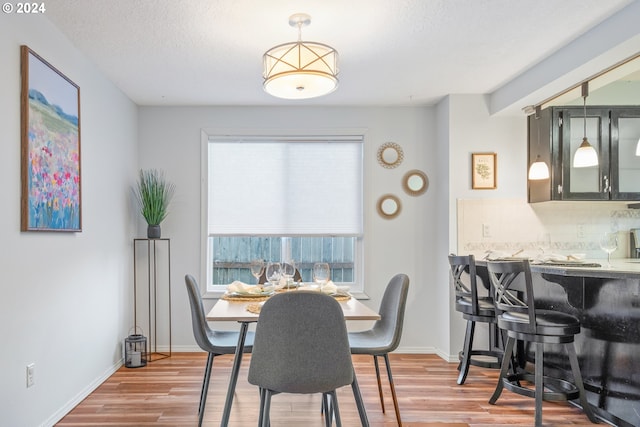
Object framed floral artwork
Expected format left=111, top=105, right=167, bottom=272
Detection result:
left=21, top=45, right=81, bottom=231
left=471, top=152, right=496, bottom=190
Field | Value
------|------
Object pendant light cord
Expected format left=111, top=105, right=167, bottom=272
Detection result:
left=582, top=82, right=589, bottom=141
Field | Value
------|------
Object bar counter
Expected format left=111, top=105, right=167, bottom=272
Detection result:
left=479, top=258, right=640, bottom=427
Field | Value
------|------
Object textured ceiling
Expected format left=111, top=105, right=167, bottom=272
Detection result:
left=45, top=0, right=633, bottom=109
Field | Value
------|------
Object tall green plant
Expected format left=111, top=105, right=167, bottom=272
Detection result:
left=134, top=169, right=175, bottom=226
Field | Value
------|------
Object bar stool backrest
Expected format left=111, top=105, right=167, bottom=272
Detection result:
left=449, top=254, right=480, bottom=315
left=486, top=260, right=538, bottom=334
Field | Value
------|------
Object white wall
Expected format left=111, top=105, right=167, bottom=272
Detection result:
left=137, top=106, right=439, bottom=353
left=443, top=94, right=526, bottom=359
left=0, top=13, right=138, bottom=427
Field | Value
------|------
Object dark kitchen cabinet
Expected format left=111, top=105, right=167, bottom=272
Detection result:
left=528, top=106, right=640, bottom=202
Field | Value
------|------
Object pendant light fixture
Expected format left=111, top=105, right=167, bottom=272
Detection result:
left=572, top=82, right=599, bottom=168
left=528, top=106, right=550, bottom=180
left=263, top=13, right=339, bottom=100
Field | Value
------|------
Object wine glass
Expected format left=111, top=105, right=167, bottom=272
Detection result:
left=265, top=262, right=282, bottom=289
left=313, top=262, right=331, bottom=292
left=249, top=259, right=265, bottom=284
left=599, top=231, right=618, bottom=268
left=281, top=260, right=296, bottom=289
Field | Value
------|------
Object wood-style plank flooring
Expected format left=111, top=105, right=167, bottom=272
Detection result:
left=56, top=353, right=599, bottom=426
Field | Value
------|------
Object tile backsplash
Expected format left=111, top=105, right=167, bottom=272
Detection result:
left=457, top=199, right=640, bottom=260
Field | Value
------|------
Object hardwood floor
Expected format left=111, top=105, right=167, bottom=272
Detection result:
left=56, top=353, right=599, bottom=426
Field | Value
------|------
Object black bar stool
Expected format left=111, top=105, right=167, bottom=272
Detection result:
left=486, top=259, right=599, bottom=426
left=448, top=254, right=502, bottom=385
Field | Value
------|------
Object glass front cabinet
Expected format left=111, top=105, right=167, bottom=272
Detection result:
left=528, top=106, right=640, bottom=202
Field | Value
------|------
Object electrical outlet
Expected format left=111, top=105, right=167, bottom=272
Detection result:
left=577, top=224, right=586, bottom=239
left=26, top=363, right=34, bottom=388
left=482, top=223, right=491, bottom=238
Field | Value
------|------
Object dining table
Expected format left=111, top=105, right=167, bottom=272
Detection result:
left=206, top=290, right=381, bottom=427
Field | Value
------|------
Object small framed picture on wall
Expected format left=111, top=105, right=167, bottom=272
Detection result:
left=471, top=152, right=496, bottom=189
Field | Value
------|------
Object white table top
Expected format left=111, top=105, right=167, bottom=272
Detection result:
left=207, top=295, right=381, bottom=323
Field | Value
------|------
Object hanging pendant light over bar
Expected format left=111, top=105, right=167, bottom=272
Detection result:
left=528, top=155, right=550, bottom=180
left=263, top=13, right=339, bottom=100
left=572, top=82, right=599, bottom=168
left=528, top=106, right=550, bottom=180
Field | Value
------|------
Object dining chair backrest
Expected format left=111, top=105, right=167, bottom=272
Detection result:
left=370, top=273, right=410, bottom=353
left=185, top=274, right=217, bottom=353
left=486, top=260, right=537, bottom=333
left=247, top=291, right=353, bottom=394
left=448, top=254, right=481, bottom=315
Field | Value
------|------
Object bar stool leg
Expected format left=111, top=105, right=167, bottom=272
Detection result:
left=457, top=320, right=475, bottom=385
left=490, top=336, right=516, bottom=404
left=534, top=342, right=544, bottom=427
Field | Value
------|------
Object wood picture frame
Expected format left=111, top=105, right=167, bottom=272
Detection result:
left=471, top=152, right=496, bottom=190
left=21, top=45, right=81, bottom=231
left=376, top=142, right=404, bottom=169
left=376, top=194, right=402, bottom=219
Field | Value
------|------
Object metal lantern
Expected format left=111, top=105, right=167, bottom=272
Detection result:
left=124, top=334, right=147, bottom=368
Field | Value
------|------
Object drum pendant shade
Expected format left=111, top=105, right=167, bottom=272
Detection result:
left=263, top=13, right=338, bottom=100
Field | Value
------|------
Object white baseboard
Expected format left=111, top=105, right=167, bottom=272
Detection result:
left=40, top=359, right=123, bottom=427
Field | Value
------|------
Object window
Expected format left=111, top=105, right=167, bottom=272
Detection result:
left=203, top=133, right=364, bottom=294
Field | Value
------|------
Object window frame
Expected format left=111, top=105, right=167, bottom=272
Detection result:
left=200, top=128, right=367, bottom=299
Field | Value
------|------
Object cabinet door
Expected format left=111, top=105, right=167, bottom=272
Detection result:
left=528, top=107, right=555, bottom=202
left=560, top=107, right=610, bottom=200
left=610, top=108, right=640, bottom=200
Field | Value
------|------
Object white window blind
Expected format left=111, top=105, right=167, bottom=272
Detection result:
left=208, top=136, right=363, bottom=235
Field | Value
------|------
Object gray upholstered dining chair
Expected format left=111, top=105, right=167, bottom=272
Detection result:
left=348, top=273, right=410, bottom=426
left=184, top=274, right=255, bottom=427
left=248, top=291, right=367, bottom=427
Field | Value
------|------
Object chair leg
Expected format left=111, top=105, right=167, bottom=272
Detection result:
left=490, top=336, right=515, bottom=405
left=458, top=320, right=475, bottom=385
left=351, top=373, right=370, bottom=427
left=198, top=352, right=214, bottom=427
left=330, top=390, right=342, bottom=427
left=261, top=389, right=272, bottom=427
left=322, top=393, right=332, bottom=427
left=534, top=342, right=544, bottom=427
left=566, top=343, right=599, bottom=424
left=258, top=388, right=265, bottom=427
left=372, top=355, right=385, bottom=413
left=383, top=353, right=402, bottom=427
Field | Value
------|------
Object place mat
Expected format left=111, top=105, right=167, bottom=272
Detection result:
left=246, top=302, right=263, bottom=314
left=242, top=293, right=350, bottom=313
left=330, top=293, right=351, bottom=301
left=221, top=293, right=271, bottom=302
